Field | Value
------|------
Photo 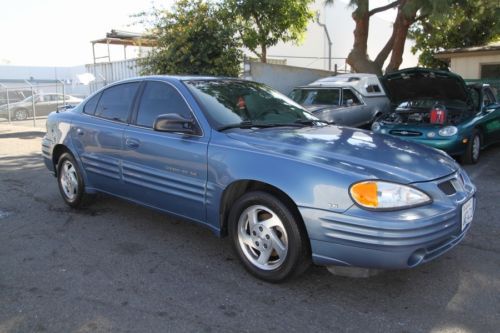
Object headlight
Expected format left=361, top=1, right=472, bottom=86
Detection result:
left=349, top=181, right=431, bottom=210
left=438, top=126, right=457, bottom=137
left=371, top=122, right=381, bottom=132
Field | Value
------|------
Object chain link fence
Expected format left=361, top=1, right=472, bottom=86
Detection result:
left=0, top=82, right=85, bottom=128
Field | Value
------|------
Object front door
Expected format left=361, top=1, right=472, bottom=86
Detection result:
left=122, top=81, right=209, bottom=222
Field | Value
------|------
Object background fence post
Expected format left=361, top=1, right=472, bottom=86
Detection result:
left=24, top=80, right=36, bottom=127
left=0, top=83, right=11, bottom=124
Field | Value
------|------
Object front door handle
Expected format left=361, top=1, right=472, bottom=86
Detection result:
left=76, top=128, right=84, bottom=136
left=125, top=138, right=140, bottom=149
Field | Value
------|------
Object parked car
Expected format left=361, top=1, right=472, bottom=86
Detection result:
left=289, top=73, right=390, bottom=127
left=0, top=89, right=33, bottom=107
left=0, top=93, right=83, bottom=121
left=372, top=68, right=500, bottom=163
left=42, top=76, right=476, bottom=282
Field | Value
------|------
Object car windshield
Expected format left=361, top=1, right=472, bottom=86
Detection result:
left=289, top=88, right=340, bottom=106
left=185, top=80, right=320, bottom=129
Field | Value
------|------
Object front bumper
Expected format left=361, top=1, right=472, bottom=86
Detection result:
left=300, top=170, right=476, bottom=269
left=392, top=136, right=466, bottom=156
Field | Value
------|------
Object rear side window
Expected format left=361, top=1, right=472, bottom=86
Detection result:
left=95, top=82, right=140, bottom=122
left=135, top=81, right=192, bottom=128
left=366, top=84, right=381, bottom=93
left=83, top=93, right=101, bottom=115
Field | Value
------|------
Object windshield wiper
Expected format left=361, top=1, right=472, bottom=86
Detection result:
left=218, top=121, right=268, bottom=131
left=295, top=119, right=333, bottom=126
left=218, top=120, right=313, bottom=131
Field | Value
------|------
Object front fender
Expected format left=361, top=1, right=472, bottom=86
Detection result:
left=205, top=131, right=357, bottom=232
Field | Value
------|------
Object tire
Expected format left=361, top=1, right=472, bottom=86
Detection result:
left=13, top=108, right=29, bottom=121
left=228, top=191, right=310, bottom=282
left=57, top=152, right=89, bottom=208
left=461, top=130, right=481, bottom=164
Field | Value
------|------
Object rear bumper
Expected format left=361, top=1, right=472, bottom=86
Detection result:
left=300, top=192, right=475, bottom=269
left=41, top=136, right=55, bottom=174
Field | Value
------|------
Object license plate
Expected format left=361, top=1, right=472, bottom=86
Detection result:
left=461, top=197, right=474, bottom=231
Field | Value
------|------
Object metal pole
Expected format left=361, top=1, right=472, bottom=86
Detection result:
left=24, top=80, right=36, bottom=127
left=59, top=80, right=66, bottom=111
left=6, top=87, right=10, bottom=124
left=316, top=13, right=332, bottom=71
left=0, top=83, right=10, bottom=124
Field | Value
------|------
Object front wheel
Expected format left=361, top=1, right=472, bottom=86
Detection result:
left=462, top=130, right=481, bottom=164
left=57, top=153, right=89, bottom=208
left=228, top=191, right=310, bottom=282
left=14, top=108, right=29, bottom=121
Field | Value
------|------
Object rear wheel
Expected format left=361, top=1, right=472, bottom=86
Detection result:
left=57, top=153, right=89, bottom=208
left=462, top=130, right=481, bottom=164
left=228, top=191, right=310, bottom=282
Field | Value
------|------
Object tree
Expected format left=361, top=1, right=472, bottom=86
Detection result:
left=137, top=0, right=242, bottom=77
left=227, top=0, right=314, bottom=63
left=410, top=0, right=500, bottom=69
left=329, top=0, right=451, bottom=75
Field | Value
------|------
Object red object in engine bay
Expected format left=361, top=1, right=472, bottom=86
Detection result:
left=430, top=107, right=447, bottom=124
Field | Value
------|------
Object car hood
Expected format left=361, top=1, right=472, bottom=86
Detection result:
left=380, top=68, right=469, bottom=106
left=226, top=125, right=458, bottom=183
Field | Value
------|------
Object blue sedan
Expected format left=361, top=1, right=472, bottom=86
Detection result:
left=42, top=76, right=476, bottom=282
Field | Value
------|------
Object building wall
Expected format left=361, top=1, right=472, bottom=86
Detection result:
left=244, top=62, right=333, bottom=94
left=450, top=54, right=500, bottom=79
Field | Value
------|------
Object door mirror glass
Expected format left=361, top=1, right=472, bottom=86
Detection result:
left=153, top=114, right=195, bottom=134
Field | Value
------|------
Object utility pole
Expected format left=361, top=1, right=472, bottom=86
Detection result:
left=316, top=12, right=332, bottom=72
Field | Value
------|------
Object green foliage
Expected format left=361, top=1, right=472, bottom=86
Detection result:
left=138, top=0, right=242, bottom=77
left=410, top=0, right=500, bottom=68
left=228, top=0, right=314, bottom=61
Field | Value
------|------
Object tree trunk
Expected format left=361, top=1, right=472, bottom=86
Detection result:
left=385, top=0, right=417, bottom=73
left=260, top=43, right=267, bottom=63
left=346, top=0, right=383, bottom=75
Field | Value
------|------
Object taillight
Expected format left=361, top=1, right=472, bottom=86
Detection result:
left=430, top=107, right=446, bottom=124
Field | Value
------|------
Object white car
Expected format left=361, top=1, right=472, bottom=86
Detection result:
left=289, top=73, right=390, bottom=127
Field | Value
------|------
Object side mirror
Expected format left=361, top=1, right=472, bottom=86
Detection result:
left=346, top=99, right=354, bottom=106
left=153, top=113, right=196, bottom=134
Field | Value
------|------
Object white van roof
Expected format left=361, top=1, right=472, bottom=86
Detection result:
left=308, top=73, right=386, bottom=97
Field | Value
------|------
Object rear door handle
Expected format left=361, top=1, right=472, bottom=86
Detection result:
left=125, top=138, right=140, bottom=149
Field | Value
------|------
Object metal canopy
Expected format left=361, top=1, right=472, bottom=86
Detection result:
left=91, top=29, right=157, bottom=64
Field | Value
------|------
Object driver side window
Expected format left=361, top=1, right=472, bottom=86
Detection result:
left=135, top=81, right=193, bottom=128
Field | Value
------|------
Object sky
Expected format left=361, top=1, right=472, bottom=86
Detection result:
left=0, top=0, right=398, bottom=67
left=0, top=0, right=173, bottom=66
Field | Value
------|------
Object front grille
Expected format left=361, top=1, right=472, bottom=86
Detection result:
left=389, top=130, right=422, bottom=137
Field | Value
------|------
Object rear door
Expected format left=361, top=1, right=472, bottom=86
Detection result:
left=121, top=80, right=209, bottom=222
left=71, top=82, right=140, bottom=194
